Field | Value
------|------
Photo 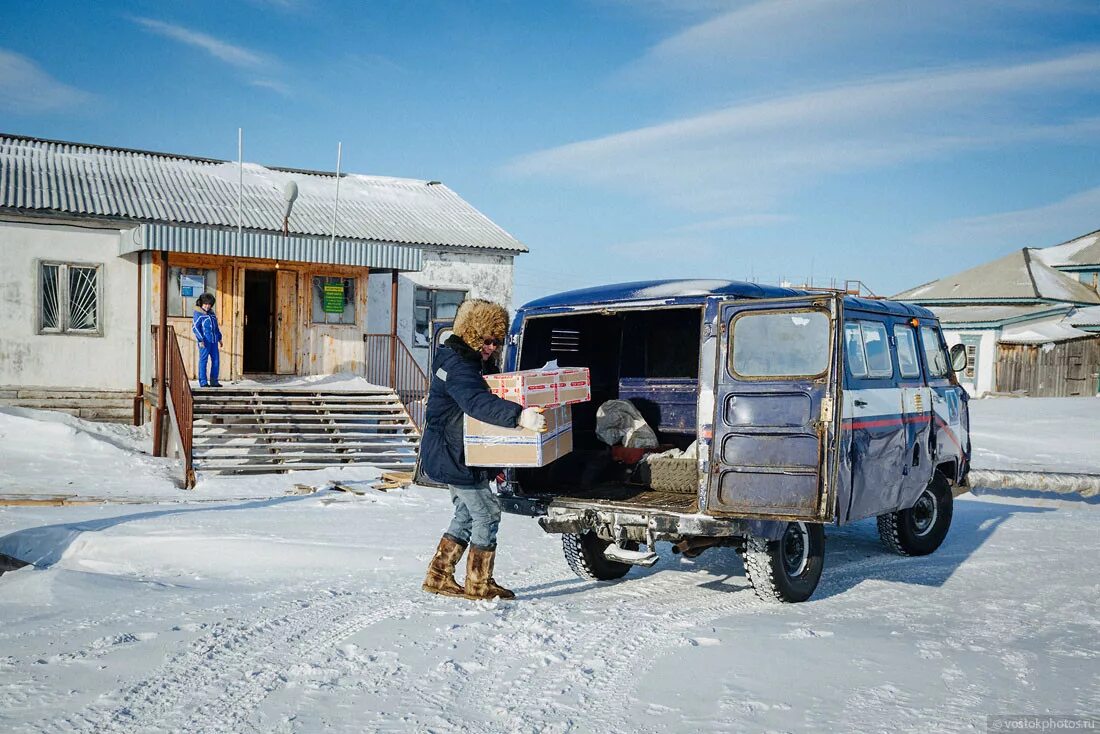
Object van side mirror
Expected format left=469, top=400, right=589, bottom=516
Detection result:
left=949, top=343, right=968, bottom=372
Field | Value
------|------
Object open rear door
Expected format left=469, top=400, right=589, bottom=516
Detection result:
left=707, top=295, right=842, bottom=521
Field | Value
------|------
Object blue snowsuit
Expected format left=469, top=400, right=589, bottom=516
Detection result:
left=192, top=309, right=222, bottom=387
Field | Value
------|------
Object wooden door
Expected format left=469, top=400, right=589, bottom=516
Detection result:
left=276, top=270, right=298, bottom=375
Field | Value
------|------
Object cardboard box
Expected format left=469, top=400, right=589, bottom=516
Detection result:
left=484, top=367, right=591, bottom=408
left=464, top=406, right=573, bottom=467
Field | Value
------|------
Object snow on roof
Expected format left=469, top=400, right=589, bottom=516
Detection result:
left=894, top=248, right=1100, bottom=304
left=0, top=134, right=527, bottom=252
left=1000, top=320, right=1095, bottom=345
left=927, top=303, right=1069, bottom=325
left=1067, top=305, right=1100, bottom=327
left=1033, top=230, right=1100, bottom=268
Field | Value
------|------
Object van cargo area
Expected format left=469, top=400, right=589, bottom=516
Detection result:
left=513, top=306, right=703, bottom=512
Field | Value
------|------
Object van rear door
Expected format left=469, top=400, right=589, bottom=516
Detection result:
left=707, top=295, right=842, bottom=521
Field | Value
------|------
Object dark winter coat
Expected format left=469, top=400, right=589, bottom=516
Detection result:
left=192, top=309, right=222, bottom=347
left=419, top=335, right=522, bottom=486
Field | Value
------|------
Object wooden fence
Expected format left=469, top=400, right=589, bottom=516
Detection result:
left=996, top=338, right=1100, bottom=397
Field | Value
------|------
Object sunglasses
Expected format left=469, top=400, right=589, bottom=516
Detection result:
left=482, top=338, right=503, bottom=347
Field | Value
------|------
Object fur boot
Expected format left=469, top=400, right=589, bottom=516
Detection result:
left=422, top=535, right=467, bottom=597
left=463, top=545, right=515, bottom=600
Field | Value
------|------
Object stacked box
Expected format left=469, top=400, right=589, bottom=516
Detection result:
left=484, top=367, right=590, bottom=408
left=464, top=406, right=572, bottom=468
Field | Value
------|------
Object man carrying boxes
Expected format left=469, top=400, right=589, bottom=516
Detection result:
left=419, top=299, right=547, bottom=601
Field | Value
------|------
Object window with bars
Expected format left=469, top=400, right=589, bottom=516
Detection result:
left=39, top=262, right=102, bottom=335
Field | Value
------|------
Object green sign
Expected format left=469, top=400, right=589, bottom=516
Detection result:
left=322, top=283, right=345, bottom=314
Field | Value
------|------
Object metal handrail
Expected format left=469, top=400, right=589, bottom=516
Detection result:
left=363, top=333, right=428, bottom=429
left=152, top=325, right=195, bottom=487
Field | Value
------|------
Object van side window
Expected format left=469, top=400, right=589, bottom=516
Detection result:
left=859, top=321, right=893, bottom=378
left=920, top=326, right=949, bottom=377
left=845, top=322, right=868, bottom=378
left=893, top=325, right=921, bottom=378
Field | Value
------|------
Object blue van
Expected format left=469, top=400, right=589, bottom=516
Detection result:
left=497, top=280, right=971, bottom=603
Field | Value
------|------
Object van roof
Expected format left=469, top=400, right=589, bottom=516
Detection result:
left=519, top=279, right=936, bottom=319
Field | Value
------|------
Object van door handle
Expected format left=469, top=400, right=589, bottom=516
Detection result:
left=854, top=399, right=867, bottom=407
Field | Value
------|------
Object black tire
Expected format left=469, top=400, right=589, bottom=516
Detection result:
left=741, top=522, right=825, bottom=603
left=562, top=532, right=633, bottom=581
left=877, top=471, right=953, bottom=556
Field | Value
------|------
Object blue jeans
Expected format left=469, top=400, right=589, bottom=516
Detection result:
left=445, top=480, right=501, bottom=549
left=198, top=344, right=220, bottom=386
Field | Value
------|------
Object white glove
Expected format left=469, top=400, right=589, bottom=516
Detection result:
left=517, top=407, right=547, bottom=433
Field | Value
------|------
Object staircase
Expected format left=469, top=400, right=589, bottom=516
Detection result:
left=190, top=387, right=420, bottom=475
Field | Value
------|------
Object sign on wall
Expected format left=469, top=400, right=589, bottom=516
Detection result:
left=180, top=273, right=205, bottom=298
left=322, top=283, right=346, bottom=313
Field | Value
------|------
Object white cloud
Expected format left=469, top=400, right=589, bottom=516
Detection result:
left=917, top=185, right=1100, bottom=250
left=249, top=79, right=293, bottom=96
left=507, top=51, right=1100, bottom=213
left=626, top=0, right=1099, bottom=77
left=132, top=17, right=270, bottom=69
left=0, top=49, right=92, bottom=114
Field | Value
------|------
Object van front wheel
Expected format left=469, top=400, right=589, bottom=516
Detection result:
left=877, top=471, right=953, bottom=556
left=562, top=532, right=633, bottom=581
left=742, top=522, right=825, bottom=603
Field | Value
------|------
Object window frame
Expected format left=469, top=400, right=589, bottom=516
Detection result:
left=892, top=324, right=922, bottom=379
left=37, top=260, right=104, bottom=337
left=858, top=320, right=894, bottom=379
left=920, top=326, right=950, bottom=379
left=727, top=307, right=832, bottom=381
left=310, top=275, right=357, bottom=326
left=413, top=287, right=467, bottom=347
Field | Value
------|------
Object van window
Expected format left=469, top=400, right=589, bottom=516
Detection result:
left=845, top=322, right=868, bottom=378
left=893, top=325, right=921, bottom=378
left=859, top=321, right=893, bottom=378
left=920, top=327, right=949, bottom=377
left=731, top=310, right=829, bottom=378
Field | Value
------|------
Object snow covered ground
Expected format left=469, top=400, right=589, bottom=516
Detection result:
left=0, top=397, right=1097, bottom=732
left=968, top=396, right=1100, bottom=474
left=1, top=487, right=1097, bottom=733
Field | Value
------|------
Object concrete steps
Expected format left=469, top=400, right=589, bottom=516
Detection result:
left=0, top=387, right=134, bottom=423
left=190, top=387, right=420, bottom=476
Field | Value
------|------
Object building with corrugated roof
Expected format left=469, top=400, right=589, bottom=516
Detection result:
left=895, top=235, right=1100, bottom=397
left=0, top=133, right=527, bottom=421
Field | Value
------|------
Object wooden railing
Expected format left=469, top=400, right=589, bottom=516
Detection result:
left=153, top=325, right=196, bottom=487
left=363, top=333, right=429, bottom=429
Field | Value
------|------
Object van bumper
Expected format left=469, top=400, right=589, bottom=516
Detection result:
left=536, top=502, right=763, bottom=539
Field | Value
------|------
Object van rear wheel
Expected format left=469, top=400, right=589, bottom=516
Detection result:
left=562, top=532, right=634, bottom=581
left=878, top=471, right=953, bottom=556
left=741, top=522, right=825, bottom=603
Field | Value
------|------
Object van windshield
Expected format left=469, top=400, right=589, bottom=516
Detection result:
left=731, top=310, right=830, bottom=378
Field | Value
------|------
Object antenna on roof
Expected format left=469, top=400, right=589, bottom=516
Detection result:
left=237, top=128, right=244, bottom=248
left=330, top=141, right=342, bottom=246
left=281, top=180, right=298, bottom=237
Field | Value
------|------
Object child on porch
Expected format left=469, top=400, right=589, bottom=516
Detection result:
left=192, top=293, right=223, bottom=388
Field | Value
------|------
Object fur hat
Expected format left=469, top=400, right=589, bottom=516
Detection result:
left=453, top=298, right=509, bottom=350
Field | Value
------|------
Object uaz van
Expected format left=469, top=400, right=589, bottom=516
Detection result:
left=496, top=280, right=971, bottom=603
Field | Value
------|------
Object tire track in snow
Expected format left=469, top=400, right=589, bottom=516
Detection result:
left=43, top=586, right=410, bottom=734
left=480, top=568, right=770, bottom=734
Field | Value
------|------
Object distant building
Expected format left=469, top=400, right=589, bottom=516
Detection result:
left=896, top=230, right=1100, bottom=397
left=0, top=134, right=526, bottom=420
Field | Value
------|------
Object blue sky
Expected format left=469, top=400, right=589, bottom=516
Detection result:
left=2, top=0, right=1099, bottom=305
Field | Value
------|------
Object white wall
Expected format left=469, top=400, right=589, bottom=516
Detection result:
left=367, top=247, right=516, bottom=368
left=942, top=328, right=998, bottom=397
left=0, top=219, right=136, bottom=390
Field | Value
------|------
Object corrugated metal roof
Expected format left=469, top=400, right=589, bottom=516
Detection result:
left=927, top=303, right=1071, bottom=326
left=1033, top=229, right=1100, bottom=268
left=120, top=224, right=423, bottom=271
left=1000, top=320, right=1095, bottom=344
left=894, top=249, right=1100, bottom=305
left=0, top=134, right=527, bottom=252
